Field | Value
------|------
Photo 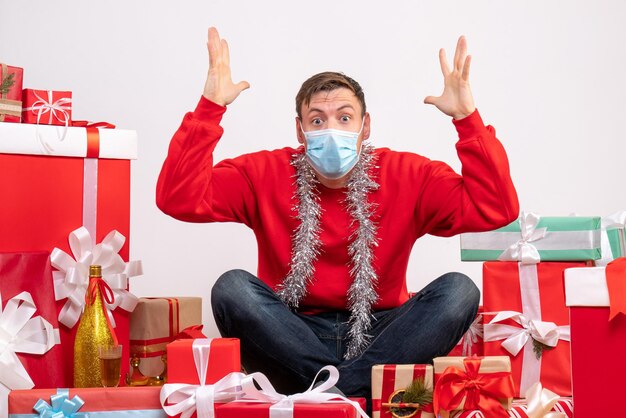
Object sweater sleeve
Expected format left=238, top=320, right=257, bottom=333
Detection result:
left=156, top=96, right=257, bottom=227
left=415, top=109, right=519, bottom=237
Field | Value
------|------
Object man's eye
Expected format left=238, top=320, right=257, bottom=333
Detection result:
left=341, top=116, right=351, bottom=122
left=312, top=118, right=322, bottom=125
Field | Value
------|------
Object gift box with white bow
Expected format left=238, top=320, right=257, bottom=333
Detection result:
left=0, top=252, right=63, bottom=418
left=565, top=259, right=626, bottom=417
left=21, top=89, right=72, bottom=127
left=8, top=386, right=166, bottom=417
left=482, top=261, right=586, bottom=397
left=460, top=212, right=601, bottom=262
left=0, top=121, right=138, bottom=386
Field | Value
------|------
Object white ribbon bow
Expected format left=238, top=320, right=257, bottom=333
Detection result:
left=456, top=313, right=483, bottom=356
left=22, top=91, right=73, bottom=153
left=50, top=226, right=142, bottom=328
left=483, top=311, right=570, bottom=357
left=524, top=382, right=567, bottom=418
left=240, top=366, right=369, bottom=418
left=160, top=339, right=247, bottom=418
left=498, top=212, right=547, bottom=264
left=0, top=291, right=59, bottom=417
left=597, top=210, right=626, bottom=266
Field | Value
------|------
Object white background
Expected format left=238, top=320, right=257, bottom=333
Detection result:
left=2, top=1, right=624, bottom=338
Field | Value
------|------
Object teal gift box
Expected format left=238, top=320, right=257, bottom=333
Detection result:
left=460, top=212, right=601, bottom=262
left=596, top=211, right=626, bottom=266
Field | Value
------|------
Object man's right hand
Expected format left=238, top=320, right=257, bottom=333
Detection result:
left=203, top=27, right=250, bottom=106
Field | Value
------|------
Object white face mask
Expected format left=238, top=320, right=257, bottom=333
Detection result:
left=301, top=118, right=365, bottom=180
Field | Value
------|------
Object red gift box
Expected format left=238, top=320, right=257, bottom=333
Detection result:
left=0, top=63, right=23, bottom=123
left=482, top=261, right=585, bottom=397
left=167, top=338, right=241, bottom=384
left=22, top=89, right=72, bottom=126
left=0, top=122, right=138, bottom=387
left=447, top=306, right=484, bottom=357
left=565, top=261, right=626, bottom=417
left=8, top=386, right=163, bottom=416
left=213, top=398, right=367, bottom=418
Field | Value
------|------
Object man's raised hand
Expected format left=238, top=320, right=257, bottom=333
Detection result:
left=424, top=36, right=476, bottom=120
left=203, top=27, right=250, bottom=106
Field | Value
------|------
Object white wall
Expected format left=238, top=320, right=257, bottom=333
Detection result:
left=2, top=0, right=624, bottom=338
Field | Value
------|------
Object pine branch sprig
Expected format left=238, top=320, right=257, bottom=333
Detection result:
left=0, top=73, right=15, bottom=95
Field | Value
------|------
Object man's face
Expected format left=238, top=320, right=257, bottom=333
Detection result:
left=296, top=87, right=370, bottom=147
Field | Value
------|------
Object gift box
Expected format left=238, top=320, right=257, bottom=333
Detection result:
left=0, top=63, right=23, bottom=123
left=130, top=297, right=202, bottom=378
left=448, top=397, right=573, bottom=418
left=0, top=121, right=138, bottom=387
left=22, top=89, right=72, bottom=126
left=371, top=364, right=434, bottom=418
left=460, top=212, right=601, bottom=262
left=8, top=386, right=166, bottom=417
left=482, top=261, right=584, bottom=397
left=596, top=211, right=626, bottom=266
left=433, top=356, right=514, bottom=417
left=564, top=259, right=626, bottom=417
left=213, top=399, right=368, bottom=418
left=448, top=306, right=483, bottom=357
left=167, top=338, right=241, bottom=384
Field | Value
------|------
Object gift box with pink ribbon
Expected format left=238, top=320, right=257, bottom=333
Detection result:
left=160, top=338, right=368, bottom=418
left=0, top=63, right=23, bottom=122
left=565, top=258, right=626, bottom=417
left=22, top=88, right=72, bottom=127
left=371, top=364, right=434, bottom=418
left=0, top=252, right=62, bottom=418
left=0, top=121, right=140, bottom=387
left=482, top=261, right=584, bottom=397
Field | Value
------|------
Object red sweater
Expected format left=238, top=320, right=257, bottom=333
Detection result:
left=157, top=97, right=519, bottom=312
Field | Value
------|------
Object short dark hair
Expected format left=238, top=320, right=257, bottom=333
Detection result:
left=295, top=72, right=366, bottom=119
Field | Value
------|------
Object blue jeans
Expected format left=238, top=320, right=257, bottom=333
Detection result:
left=211, top=270, right=479, bottom=407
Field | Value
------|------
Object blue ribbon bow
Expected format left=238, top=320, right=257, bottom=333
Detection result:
left=33, top=389, right=88, bottom=418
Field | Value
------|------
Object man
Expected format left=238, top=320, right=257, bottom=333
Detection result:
left=157, top=27, right=518, bottom=403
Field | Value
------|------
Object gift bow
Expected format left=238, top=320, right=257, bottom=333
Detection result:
left=433, top=358, right=515, bottom=418
left=239, top=365, right=368, bottom=418
left=33, top=388, right=88, bottom=418
left=50, top=226, right=142, bottom=328
left=524, top=382, right=566, bottom=418
left=606, top=257, right=626, bottom=320
left=0, top=291, right=59, bottom=418
left=160, top=338, right=247, bottom=418
left=456, top=314, right=483, bottom=356
left=498, top=212, right=547, bottom=264
left=483, top=311, right=569, bottom=357
left=23, top=91, right=72, bottom=126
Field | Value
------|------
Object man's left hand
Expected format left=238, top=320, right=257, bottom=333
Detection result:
left=424, top=36, right=476, bottom=120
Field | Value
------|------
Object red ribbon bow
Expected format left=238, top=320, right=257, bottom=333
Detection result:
left=85, top=276, right=119, bottom=345
left=606, top=257, right=626, bottom=320
left=433, top=358, right=515, bottom=418
left=174, top=324, right=206, bottom=340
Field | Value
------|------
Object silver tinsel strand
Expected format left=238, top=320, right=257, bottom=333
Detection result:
left=276, top=152, right=323, bottom=306
left=278, top=145, right=380, bottom=360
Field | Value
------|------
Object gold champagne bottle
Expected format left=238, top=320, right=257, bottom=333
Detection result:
left=74, top=265, right=117, bottom=387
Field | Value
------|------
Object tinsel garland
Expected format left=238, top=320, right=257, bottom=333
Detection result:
left=277, top=144, right=380, bottom=359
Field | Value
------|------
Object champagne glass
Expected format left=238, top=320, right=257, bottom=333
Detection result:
left=98, top=344, right=123, bottom=387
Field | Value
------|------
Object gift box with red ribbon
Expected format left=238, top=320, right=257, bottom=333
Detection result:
left=130, top=297, right=203, bottom=379
left=371, top=364, right=434, bottom=418
left=448, top=306, right=484, bottom=357
left=8, top=386, right=165, bottom=417
left=0, top=121, right=139, bottom=387
left=433, top=356, right=515, bottom=418
left=482, top=261, right=586, bottom=397
left=22, top=88, right=72, bottom=126
left=0, top=63, right=23, bottom=123
left=565, top=258, right=626, bottom=417
left=0, top=252, right=65, bottom=417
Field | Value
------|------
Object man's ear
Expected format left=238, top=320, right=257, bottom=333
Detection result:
left=362, top=112, right=371, bottom=140
left=296, top=117, right=305, bottom=144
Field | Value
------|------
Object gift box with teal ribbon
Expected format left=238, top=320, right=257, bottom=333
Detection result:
left=460, top=212, right=601, bottom=263
left=8, top=387, right=166, bottom=417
